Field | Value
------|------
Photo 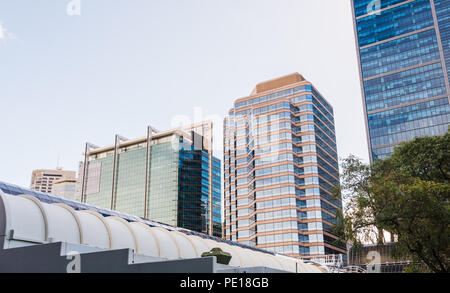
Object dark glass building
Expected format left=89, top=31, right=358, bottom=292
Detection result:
left=79, top=122, right=222, bottom=237
left=351, top=0, right=450, bottom=160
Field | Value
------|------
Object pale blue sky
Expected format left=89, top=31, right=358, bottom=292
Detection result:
left=0, top=0, right=369, bottom=187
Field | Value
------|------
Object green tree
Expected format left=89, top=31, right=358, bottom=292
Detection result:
left=335, top=130, right=450, bottom=273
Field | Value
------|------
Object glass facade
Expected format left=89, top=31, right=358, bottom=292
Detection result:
left=51, top=180, right=78, bottom=201
left=147, top=139, right=179, bottom=226
left=178, top=149, right=222, bottom=236
left=352, top=0, right=450, bottom=160
left=223, top=74, right=345, bottom=260
left=80, top=129, right=222, bottom=237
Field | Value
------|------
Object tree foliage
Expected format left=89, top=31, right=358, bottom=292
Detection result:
left=335, top=130, right=450, bottom=273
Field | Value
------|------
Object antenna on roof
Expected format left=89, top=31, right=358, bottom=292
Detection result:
left=56, top=155, right=61, bottom=170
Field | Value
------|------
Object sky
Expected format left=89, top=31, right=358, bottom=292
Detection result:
left=0, top=0, right=369, bottom=187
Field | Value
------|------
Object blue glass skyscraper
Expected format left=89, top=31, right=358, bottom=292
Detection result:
left=351, top=0, right=450, bottom=161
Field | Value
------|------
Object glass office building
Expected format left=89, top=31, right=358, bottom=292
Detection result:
left=79, top=123, right=222, bottom=237
left=352, top=0, right=450, bottom=160
left=223, top=73, right=345, bottom=260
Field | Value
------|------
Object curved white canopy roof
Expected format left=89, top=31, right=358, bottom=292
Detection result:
left=0, top=191, right=324, bottom=273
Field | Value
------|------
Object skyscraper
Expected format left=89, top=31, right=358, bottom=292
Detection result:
left=351, top=0, right=450, bottom=161
left=79, top=122, right=222, bottom=237
left=30, top=168, right=76, bottom=195
left=223, top=73, right=345, bottom=260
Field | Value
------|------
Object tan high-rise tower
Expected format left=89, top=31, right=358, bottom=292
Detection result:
left=223, top=73, right=345, bottom=260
